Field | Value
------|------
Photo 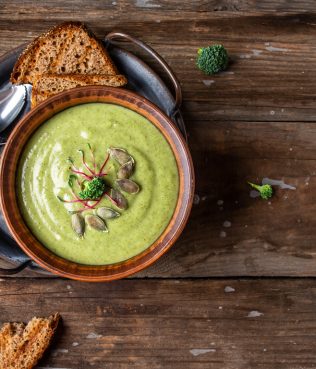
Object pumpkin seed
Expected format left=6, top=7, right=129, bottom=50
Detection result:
left=117, top=160, right=134, bottom=179
left=97, top=207, right=120, bottom=220
left=108, top=147, right=134, bottom=165
left=85, top=215, right=108, bottom=232
left=71, top=213, right=85, bottom=237
left=110, top=189, right=128, bottom=210
left=116, top=179, right=140, bottom=194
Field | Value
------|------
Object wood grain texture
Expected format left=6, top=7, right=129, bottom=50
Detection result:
left=0, top=278, right=315, bottom=369
left=1, top=3, right=316, bottom=123
left=135, top=120, right=316, bottom=277
left=1, top=1, right=316, bottom=278
left=0, top=2, right=316, bottom=368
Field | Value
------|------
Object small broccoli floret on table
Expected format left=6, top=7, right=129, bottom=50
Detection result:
left=248, top=182, right=273, bottom=200
left=196, top=45, right=228, bottom=75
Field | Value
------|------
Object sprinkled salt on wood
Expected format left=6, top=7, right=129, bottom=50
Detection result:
left=190, top=348, right=216, bottom=356
left=250, top=190, right=260, bottom=198
left=52, top=349, right=69, bottom=356
left=202, top=80, right=215, bottom=87
left=220, top=71, right=234, bottom=75
left=239, top=49, right=263, bottom=59
left=224, top=286, right=235, bottom=293
left=135, top=0, right=161, bottom=7
left=223, top=220, right=231, bottom=228
left=252, top=49, right=263, bottom=56
left=247, top=310, right=264, bottom=318
left=266, top=45, right=289, bottom=52
left=239, top=53, right=252, bottom=59
left=87, top=332, right=103, bottom=339
left=262, top=177, right=296, bottom=190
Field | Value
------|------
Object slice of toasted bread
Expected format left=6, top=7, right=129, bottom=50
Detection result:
left=10, top=51, right=33, bottom=85
left=50, top=25, right=118, bottom=75
left=0, top=313, right=60, bottom=369
left=10, top=22, right=84, bottom=84
left=11, top=22, right=119, bottom=85
left=23, top=23, right=84, bottom=85
left=31, top=73, right=127, bottom=108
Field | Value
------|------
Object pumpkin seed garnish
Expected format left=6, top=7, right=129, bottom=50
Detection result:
left=110, top=189, right=128, bottom=210
left=108, top=147, right=134, bottom=166
left=116, top=179, right=140, bottom=194
left=117, top=160, right=134, bottom=179
left=97, top=207, right=120, bottom=220
left=71, top=213, right=85, bottom=237
left=62, top=145, right=141, bottom=237
left=85, top=215, right=108, bottom=232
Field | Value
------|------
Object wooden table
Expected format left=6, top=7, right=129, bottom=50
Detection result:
left=1, top=1, right=316, bottom=368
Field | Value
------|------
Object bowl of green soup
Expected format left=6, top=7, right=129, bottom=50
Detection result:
left=0, top=86, right=194, bottom=281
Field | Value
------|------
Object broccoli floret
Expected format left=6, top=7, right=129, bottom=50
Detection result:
left=248, top=182, right=273, bottom=200
left=79, top=177, right=106, bottom=200
left=196, top=45, right=228, bottom=75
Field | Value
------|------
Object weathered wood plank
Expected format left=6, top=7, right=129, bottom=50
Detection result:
left=1, top=2, right=316, bottom=277
left=1, top=0, right=316, bottom=14
left=132, top=120, right=316, bottom=277
left=4, top=125, right=316, bottom=277
left=0, top=278, right=315, bottom=369
left=1, top=11, right=316, bottom=123
left=4, top=123, right=316, bottom=277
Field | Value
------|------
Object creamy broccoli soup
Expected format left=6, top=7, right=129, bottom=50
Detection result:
left=17, top=103, right=179, bottom=265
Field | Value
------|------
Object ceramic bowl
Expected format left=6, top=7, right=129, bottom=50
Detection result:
left=0, top=86, right=194, bottom=281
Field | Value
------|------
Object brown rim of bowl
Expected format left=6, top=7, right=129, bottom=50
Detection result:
left=0, top=86, right=195, bottom=281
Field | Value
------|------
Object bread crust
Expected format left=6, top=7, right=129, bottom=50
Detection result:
left=11, top=22, right=118, bottom=84
left=11, top=22, right=84, bottom=84
left=31, top=73, right=127, bottom=108
left=0, top=313, right=60, bottom=369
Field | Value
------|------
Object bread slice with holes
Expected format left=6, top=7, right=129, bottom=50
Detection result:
left=31, top=73, right=127, bottom=108
left=10, top=22, right=83, bottom=84
left=0, top=313, right=60, bottom=369
left=10, top=22, right=119, bottom=85
left=49, top=25, right=118, bottom=76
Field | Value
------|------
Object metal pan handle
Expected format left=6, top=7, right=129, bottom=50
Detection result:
left=105, top=31, right=182, bottom=118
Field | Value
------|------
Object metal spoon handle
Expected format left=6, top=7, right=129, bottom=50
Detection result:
left=0, top=84, right=29, bottom=133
